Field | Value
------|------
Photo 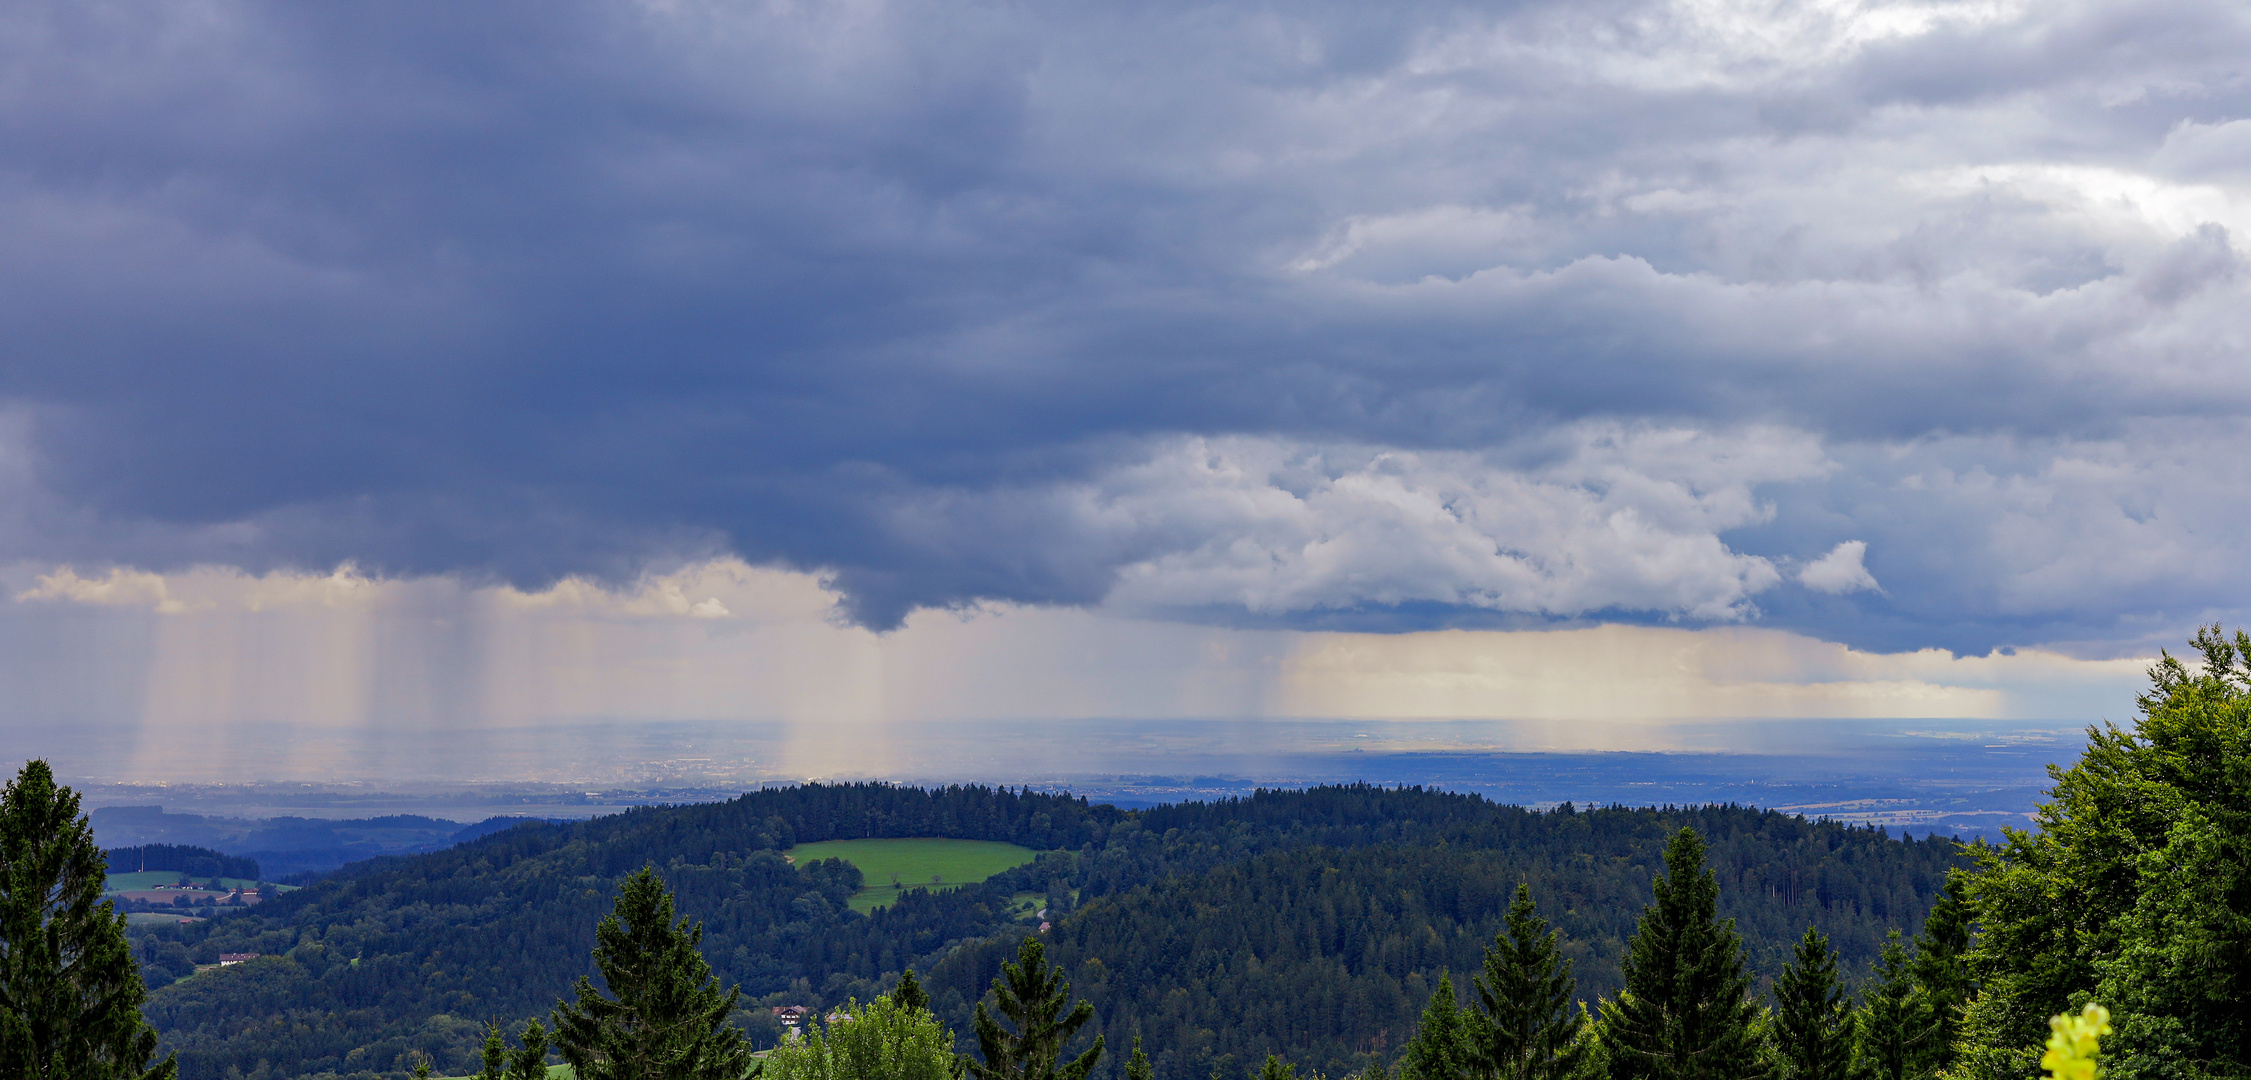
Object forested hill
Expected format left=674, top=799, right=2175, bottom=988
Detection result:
left=953, top=804, right=1949, bottom=1080
left=136, top=783, right=1961, bottom=1080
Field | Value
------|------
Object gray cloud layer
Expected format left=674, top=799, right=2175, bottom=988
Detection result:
left=2, top=0, right=2248, bottom=650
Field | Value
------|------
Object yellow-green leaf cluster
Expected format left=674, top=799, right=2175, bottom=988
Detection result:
left=2040, top=1004, right=2110, bottom=1080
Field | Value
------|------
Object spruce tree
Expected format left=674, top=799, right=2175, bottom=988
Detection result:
left=896, top=969, right=931, bottom=1016
left=1126, top=1037, right=1154, bottom=1080
left=478, top=1018, right=552, bottom=1080
left=1854, top=934, right=1927, bottom=1080
left=550, top=866, right=754, bottom=1080
left=1399, top=974, right=1473, bottom=1080
left=0, top=760, right=177, bottom=1080
left=1772, top=928, right=1854, bottom=1080
left=1470, top=883, right=1589, bottom=1080
left=1600, top=827, right=1769, bottom=1080
left=970, top=937, right=1104, bottom=1080
left=1904, top=875, right=1970, bottom=1072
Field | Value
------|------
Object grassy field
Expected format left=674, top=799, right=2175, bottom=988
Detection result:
left=124, top=911, right=207, bottom=926
left=434, top=1067, right=571, bottom=1079
left=104, top=871, right=265, bottom=892
left=787, top=838, right=1039, bottom=913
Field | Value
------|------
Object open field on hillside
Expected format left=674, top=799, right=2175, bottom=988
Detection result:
left=105, top=870, right=264, bottom=892
left=787, top=838, right=1038, bottom=912
left=123, top=911, right=206, bottom=926
left=435, top=1067, right=572, bottom=1079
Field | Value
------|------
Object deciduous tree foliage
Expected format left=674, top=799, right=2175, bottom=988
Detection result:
left=550, top=867, right=755, bottom=1080
left=765, top=992, right=960, bottom=1080
left=0, top=760, right=177, bottom=1080
left=1599, top=829, right=1769, bottom=1080
left=1953, top=626, right=2251, bottom=1080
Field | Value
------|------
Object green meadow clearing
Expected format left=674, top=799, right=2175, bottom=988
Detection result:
left=104, top=870, right=266, bottom=893
left=786, top=838, right=1039, bottom=913
left=124, top=911, right=207, bottom=926
left=434, top=1067, right=572, bottom=1080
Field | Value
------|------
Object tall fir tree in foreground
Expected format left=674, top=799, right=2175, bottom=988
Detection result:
left=1904, top=875, right=1971, bottom=1075
left=1470, top=884, right=1590, bottom=1080
left=970, top=938, right=1104, bottom=1080
left=1855, top=933, right=1929, bottom=1080
left=1771, top=928, right=1854, bottom=1080
left=1600, top=827, right=1770, bottom=1080
left=0, top=760, right=177, bottom=1080
left=1400, top=974, right=1474, bottom=1080
left=550, top=866, right=754, bottom=1080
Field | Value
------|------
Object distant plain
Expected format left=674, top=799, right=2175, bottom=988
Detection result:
left=53, top=717, right=2087, bottom=848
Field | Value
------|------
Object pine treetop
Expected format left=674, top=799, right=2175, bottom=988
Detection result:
left=1601, top=828, right=1770, bottom=1080
left=895, top=969, right=931, bottom=1016
left=0, top=760, right=177, bottom=1080
left=1772, top=927, right=1853, bottom=1080
left=970, top=938, right=1103, bottom=1080
left=1399, top=974, right=1471, bottom=1080
left=549, top=866, right=752, bottom=1080
left=1470, top=883, right=1587, bottom=1080
left=1126, top=1036, right=1155, bottom=1080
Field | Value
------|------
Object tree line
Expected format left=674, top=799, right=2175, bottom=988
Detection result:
left=103, top=844, right=262, bottom=882
left=1338, top=626, right=2251, bottom=1080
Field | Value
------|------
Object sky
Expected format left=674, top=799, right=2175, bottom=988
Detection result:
left=1, top=0, right=2244, bottom=772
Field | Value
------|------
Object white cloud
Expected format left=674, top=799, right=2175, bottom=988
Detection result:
left=1424, top=0, right=2038, bottom=93
left=874, top=424, right=1830, bottom=621
left=492, top=562, right=803, bottom=622
left=1800, top=540, right=1880, bottom=594
left=16, top=566, right=187, bottom=613
left=1267, top=623, right=2144, bottom=724
left=9, top=560, right=789, bottom=623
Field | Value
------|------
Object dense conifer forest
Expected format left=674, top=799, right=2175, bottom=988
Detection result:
left=130, top=783, right=1958, bottom=1079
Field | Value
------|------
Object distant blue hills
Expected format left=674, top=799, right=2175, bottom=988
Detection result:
left=89, top=805, right=542, bottom=880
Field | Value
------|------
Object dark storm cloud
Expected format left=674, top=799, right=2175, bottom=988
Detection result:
left=3, top=0, right=2250, bottom=646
